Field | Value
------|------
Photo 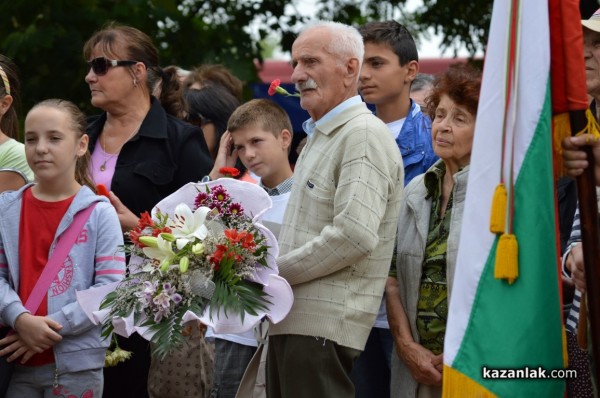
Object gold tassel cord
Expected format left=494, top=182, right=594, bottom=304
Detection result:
left=494, top=233, right=519, bottom=284
left=554, top=109, right=600, bottom=176
left=489, top=183, right=507, bottom=234
left=578, top=109, right=600, bottom=141
left=552, top=113, right=571, bottom=177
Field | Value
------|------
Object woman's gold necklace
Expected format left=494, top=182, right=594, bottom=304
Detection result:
left=99, top=123, right=142, bottom=172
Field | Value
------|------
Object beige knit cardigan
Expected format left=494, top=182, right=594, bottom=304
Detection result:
left=270, top=101, right=404, bottom=351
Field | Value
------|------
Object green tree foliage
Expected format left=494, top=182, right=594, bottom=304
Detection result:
left=0, top=0, right=295, bottom=115
left=0, top=0, right=492, bottom=118
left=313, top=0, right=492, bottom=56
left=415, top=0, right=492, bottom=55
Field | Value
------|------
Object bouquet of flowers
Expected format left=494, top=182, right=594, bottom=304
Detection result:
left=77, top=179, right=293, bottom=359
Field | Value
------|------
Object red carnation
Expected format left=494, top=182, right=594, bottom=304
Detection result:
left=219, top=167, right=241, bottom=178
left=268, top=79, right=281, bottom=96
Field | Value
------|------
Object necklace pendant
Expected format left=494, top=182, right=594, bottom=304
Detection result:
left=100, top=162, right=106, bottom=172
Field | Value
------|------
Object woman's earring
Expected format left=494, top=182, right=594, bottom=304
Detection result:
left=133, top=78, right=138, bottom=87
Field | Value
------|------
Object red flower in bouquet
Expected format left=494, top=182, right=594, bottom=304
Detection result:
left=130, top=212, right=172, bottom=248
left=139, top=212, right=154, bottom=229
left=268, top=79, right=300, bottom=97
left=152, top=226, right=172, bottom=236
left=210, top=244, right=229, bottom=268
left=130, top=212, right=155, bottom=247
left=225, top=229, right=256, bottom=250
left=241, top=233, right=256, bottom=250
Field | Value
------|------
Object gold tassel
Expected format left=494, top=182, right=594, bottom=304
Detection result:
left=552, top=113, right=571, bottom=177
left=489, top=183, right=507, bottom=234
left=552, top=112, right=571, bottom=147
left=494, top=233, right=519, bottom=284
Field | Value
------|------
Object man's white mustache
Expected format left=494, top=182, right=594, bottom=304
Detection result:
left=295, top=79, right=318, bottom=92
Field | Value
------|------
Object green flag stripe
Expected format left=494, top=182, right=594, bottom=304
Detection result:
left=451, top=82, right=564, bottom=397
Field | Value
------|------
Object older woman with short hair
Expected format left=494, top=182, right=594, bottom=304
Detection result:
left=387, top=64, right=482, bottom=398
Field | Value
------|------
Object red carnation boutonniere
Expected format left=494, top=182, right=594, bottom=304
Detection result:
left=219, top=167, right=241, bottom=178
left=268, top=79, right=300, bottom=97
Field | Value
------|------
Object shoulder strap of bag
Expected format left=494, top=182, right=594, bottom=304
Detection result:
left=23, top=203, right=97, bottom=313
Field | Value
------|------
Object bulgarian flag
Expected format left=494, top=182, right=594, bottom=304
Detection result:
left=442, top=0, right=569, bottom=396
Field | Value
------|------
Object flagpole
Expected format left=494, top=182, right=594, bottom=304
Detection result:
left=569, top=109, right=600, bottom=385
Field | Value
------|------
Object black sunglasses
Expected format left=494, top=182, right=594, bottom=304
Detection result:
left=87, top=57, right=138, bottom=76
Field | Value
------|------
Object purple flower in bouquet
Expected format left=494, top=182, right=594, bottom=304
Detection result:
left=153, top=291, right=172, bottom=311
left=227, top=202, right=244, bottom=216
left=211, top=185, right=230, bottom=203
left=137, top=281, right=157, bottom=307
left=194, top=192, right=209, bottom=208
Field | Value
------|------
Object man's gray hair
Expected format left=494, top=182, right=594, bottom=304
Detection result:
left=411, top=73, right=434, bottom=93
left=300, top=21, right=364, bottom=70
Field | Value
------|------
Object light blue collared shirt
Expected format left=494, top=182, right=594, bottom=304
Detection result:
left=301, top=95, right=363, bottom=139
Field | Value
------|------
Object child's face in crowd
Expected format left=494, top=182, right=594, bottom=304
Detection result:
left=359, top=41, right=414, bottom=106
left=231, top=126, right=291, bottom=185
left=24, top=106, right=87, bottom=184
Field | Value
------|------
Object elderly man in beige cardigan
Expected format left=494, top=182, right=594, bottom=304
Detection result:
left=266, top=20, right=404, bottom=398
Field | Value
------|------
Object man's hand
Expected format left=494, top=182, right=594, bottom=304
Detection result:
left=13, top=313, right=62, bottom=353
left=562, top=134, right=600, bottom=185
left=566, top=243, right=586, bottom=293
left=397, top=340, right=443, bottom=386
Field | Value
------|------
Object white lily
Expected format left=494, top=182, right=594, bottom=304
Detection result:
left=169, top=204, right=210, bottom=250
left=142, top=235, right=176, bottom=267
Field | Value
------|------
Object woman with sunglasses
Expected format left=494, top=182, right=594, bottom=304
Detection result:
left=83, top=23, right=213, bottom=398
left=0, top=55, right=33, bottom=191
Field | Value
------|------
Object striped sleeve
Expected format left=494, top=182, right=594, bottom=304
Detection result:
left=563, top=205, right=582, bottom=333
left=95, top=255, right=126, bottom=278
left=567, top=207, right=581, bottom=246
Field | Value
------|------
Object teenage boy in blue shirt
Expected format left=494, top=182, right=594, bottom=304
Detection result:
left=352, top=20, right=438, bottom=398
